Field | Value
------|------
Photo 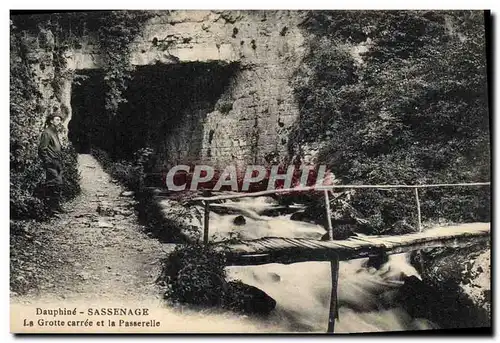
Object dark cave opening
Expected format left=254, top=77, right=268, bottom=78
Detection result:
left=69, top=70, right=106, bottom=154
left=69, top=62, right=239, bottom=165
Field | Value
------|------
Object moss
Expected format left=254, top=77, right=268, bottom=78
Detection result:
left=215, top=99, right=233, bottom=114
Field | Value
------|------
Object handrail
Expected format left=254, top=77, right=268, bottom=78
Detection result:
left=192, top=182, right=491, bottom=202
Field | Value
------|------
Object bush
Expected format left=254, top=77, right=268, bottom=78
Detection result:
left=89, top=146, right=112, bottom=170
left=159, top=243, right=229, bottom=307
left=159, top=243, right=277, bottom=314
left=158, top=242, right=277, bottom=315
left=10, top=166, right=47, bottom=220
left=10, top=143, right=81, bottom=220
left=91, top=146, right=155, bottom=192
left=138, top=192, right=202, bottom=243
left=10, top=25, right=46, bottom=220
left=60, top=144, right=81, bottom=201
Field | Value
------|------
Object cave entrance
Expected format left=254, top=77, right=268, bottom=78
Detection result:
left=69, top=61, right=239, bottom=165
left=69, top=69, right=106, bottom=154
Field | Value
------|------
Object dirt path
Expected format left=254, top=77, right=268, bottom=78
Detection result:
left=11, top=154, right=171, bottom=304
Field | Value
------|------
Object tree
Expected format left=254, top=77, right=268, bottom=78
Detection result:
left=292, top=11, right=490, bottom=232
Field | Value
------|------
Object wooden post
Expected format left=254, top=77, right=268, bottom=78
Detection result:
left=327, top=256, right=339, bottom=333
left=203, top=201, right=210, bottom=245
left=324, top=190, right=334, bottom=241
left=414, top=187, right=422, bottom=232
left=414, top=187, right=425, bottom=274
left=324, top=190, right=338, bottom=333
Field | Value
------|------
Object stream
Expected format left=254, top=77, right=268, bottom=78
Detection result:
left=181, top=195, right=439, bottom=333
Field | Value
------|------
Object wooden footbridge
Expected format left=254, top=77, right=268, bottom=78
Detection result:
left=212, top=223, right=490, bottom=266
left=191, top=182, right=490, bottom=333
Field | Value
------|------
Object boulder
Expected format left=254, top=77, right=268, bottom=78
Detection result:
left=321, top=225, right=357, bottom=240
left=233, top=215, right=246, bottom=226
left=364, top=252, right=389, bottom=269
left=224, top=281, right=276, bottom=315
left=407, top=244, right=491, bottom=328
left=290, top=211, right=311, bottom=222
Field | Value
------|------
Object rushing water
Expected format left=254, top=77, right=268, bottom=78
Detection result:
left=174, top=196, right=439, bottom=333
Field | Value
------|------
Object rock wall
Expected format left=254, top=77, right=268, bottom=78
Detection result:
left=19, top=29, right=67, bottom=136
left=410, top=243, right=491, bottom=328
left=45, top=10, right=307, bottom=169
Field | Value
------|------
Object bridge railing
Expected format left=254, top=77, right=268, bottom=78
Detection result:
left=192, top=182, right=491, bottom=245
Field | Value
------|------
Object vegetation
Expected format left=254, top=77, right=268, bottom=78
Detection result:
left=160, top=243, right=228, bottom=307
left=10, top=21, right=81, bottom=220
left=60, top=145, right=82, bottom=201
left=96, top=11, right=154, bottom=115
left=158, top=242, right=276, bottom=314
left=91, top=146, right=153, bottom=193
left=290, top=11, right=490, bottom=233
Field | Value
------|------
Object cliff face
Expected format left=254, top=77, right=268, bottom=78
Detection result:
left=24, top=10, right=308, bottom=169
left=410, top=244, right=491, bottom=328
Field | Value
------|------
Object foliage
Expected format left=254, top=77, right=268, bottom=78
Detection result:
left=10, top=164, right=47, bottom=220
left=91, top=146, right=154, bottom=192
left=10, top=220, right=45, bottom=295
left=291, top=11, right=490, bottom=233
left=10, top=24, right=47, bottom=220
left=96, top=11, right=154, bottom=116
left=159, top=242, right=276, bottom=314
left=60, top=144, right=81, bottom=201
left=159, top=242, right=229, bottom=307
left=138, top=194, right=203, bottom=243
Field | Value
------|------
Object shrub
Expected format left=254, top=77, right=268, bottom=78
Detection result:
left=91, top=146, right=151, bottom=192
left=10, top=167, right=47, bottom=220
left=159, top=242, right=229, bottom=307
left=89, top=147, right=113, bottom=170
left=10, top=26, right=49, bottom=220
left=10, top=143, right=81, bottom=220
left=60, top=144, right=81, bottom=201
left=138, top=192, right=202, bottom=243
left=158, top=242, right=277, bottom=314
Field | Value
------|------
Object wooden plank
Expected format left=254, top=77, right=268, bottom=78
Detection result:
left=297, top=239, right=331, bottom=249
left=289, top=238, right=324, bottom=250
left=252, top=239, right=284, bottom=252
left=321, top=240, right=362, bottom=250
left=347, top=236, right=387, bottom=248
left=386, top=235, right=490, bottom=255
left=220, top=242, right=260, bottom=254
left=282, top=238, right=314, bottom=250
left=219, top=223, right=490, bottom=265
left=260, top=238, right=290, bottom=250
